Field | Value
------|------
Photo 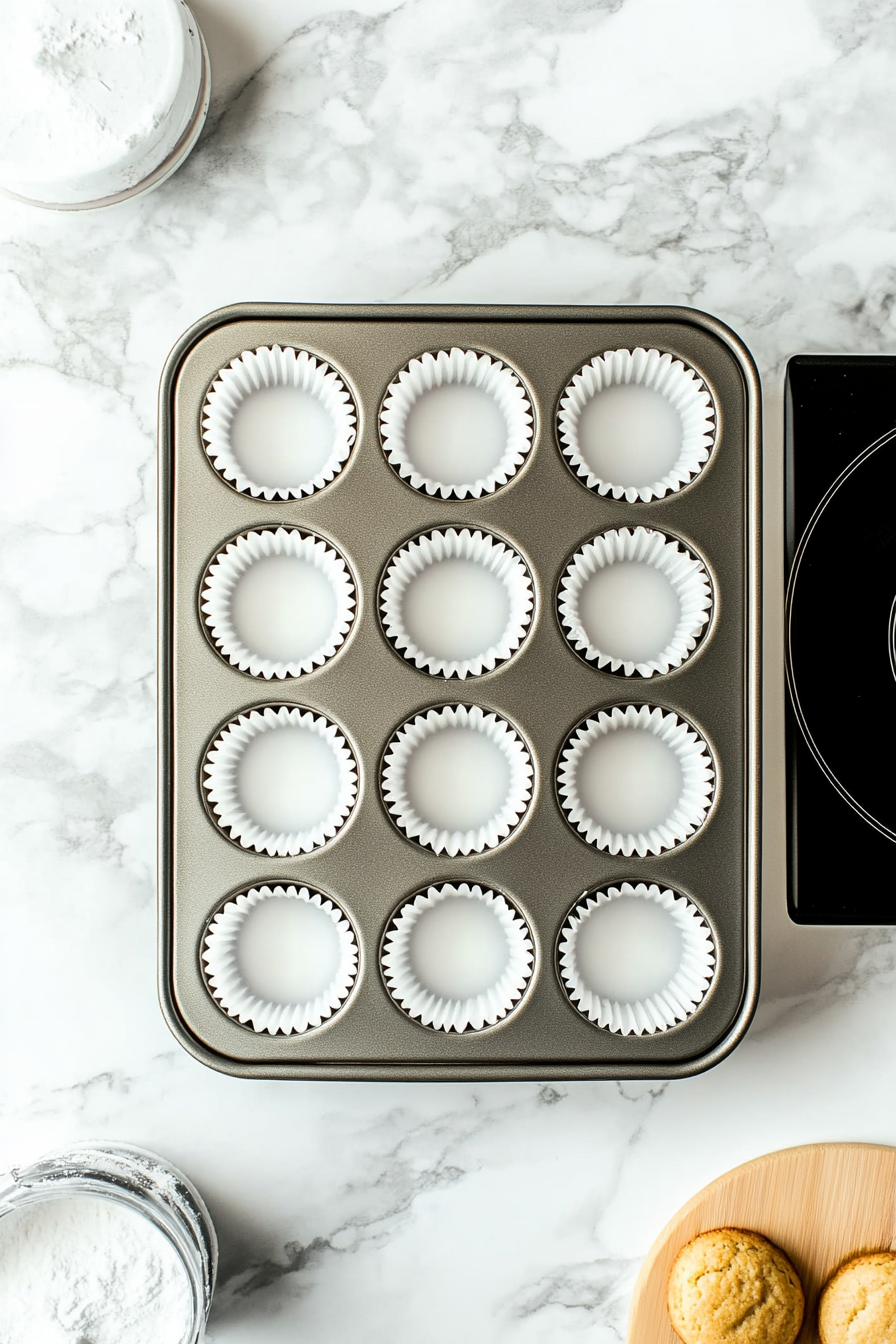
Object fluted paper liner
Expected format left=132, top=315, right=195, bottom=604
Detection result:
left=202, top=345, right=357, bottom=500
left=379, top=347, right=534, bottom=499
left=380, top=527, right=534, bottom=679
left=381, top=882, right=535, bottom=1032
left=558, top=526, right=712, bottom=676
left=202, top=884, right=359, bottom=1035
left=557, top=347, right=715, bottom=502
left=381, top=704, right=534, bottom=856
left=202, top=705, right=358, bottom=856
left=557, top=704, right=715, bottom=856
left=558, top=882, right=716, bottom=1035
left=201, top=527, right=356, bottom=679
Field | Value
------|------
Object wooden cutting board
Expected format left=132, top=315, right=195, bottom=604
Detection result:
left=628, top=1143, right=896, bottom=1344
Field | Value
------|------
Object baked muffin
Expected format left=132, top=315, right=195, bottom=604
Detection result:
left=667, top=1226, right=804, bottom=1344
left=819, top=1251, right=896, bottom=1344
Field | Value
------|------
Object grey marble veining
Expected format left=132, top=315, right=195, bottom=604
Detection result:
left=2, top=0, right=896, bottom=1339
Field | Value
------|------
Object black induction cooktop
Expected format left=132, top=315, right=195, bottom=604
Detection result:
left=786, top=355, right=896, bottom=923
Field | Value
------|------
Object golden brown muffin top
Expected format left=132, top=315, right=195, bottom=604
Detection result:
left=819, top=1251, right=896, bottom=1344
left=667, top=1226, right=805, bottom=1344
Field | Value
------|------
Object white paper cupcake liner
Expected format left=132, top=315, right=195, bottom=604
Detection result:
left=202, top=705, right=359, bottom=857
left=379, top=527, right=534, bottom=679
left=557, top=882, right=716, bottom=1035
left=202, top=884, right=359, bottom=1035
left=557, top=347, right=715, bottom=502
left=201, top=345, right=357, bottom=500
left=381, top=704, right=534, bottom=856
left=558, top=526, right=713, bottom=677
left=200, top=527, right=356, bottom=680
left=381, top=883, right=535, bottom=1032
left=379, top=347, right=534, bottom=499
left=557, top=704, right=715, bottom=856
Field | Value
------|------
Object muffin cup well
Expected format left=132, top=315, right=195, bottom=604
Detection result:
left=557, top=881, right=716, bottom=1035
left=557, top=526, right=712, bottom=677
left=202, top=884, right=359, bottom=1035
left=380, top=347, right=534, bottom=499
left=201, top=705, right=358, bottom=857
left=379, top=526, right=534, bottom=679
left=200, top=527, right=356, bottom=679
left=381, top=882, right=535, bottom=1032
left=556, top=704, right=715, bottom=856
left=201, top=345, right=357, bottom=500
left=557, top=347, right=715, bottom=502
left=381, top=704, right=534, bottom=856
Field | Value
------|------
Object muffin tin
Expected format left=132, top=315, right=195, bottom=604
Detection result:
left=158, top=303, right=761, bottom=1079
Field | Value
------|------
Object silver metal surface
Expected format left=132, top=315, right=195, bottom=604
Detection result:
left=158, top=303, right=762, bottom=1079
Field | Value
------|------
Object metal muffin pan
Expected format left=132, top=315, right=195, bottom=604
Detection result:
left=158, top=303, right=761, bottom=1080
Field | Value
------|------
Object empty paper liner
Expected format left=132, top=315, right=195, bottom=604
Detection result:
left=201, top=704, right=359, bottom=856
left=557, top=704, right=715, bottom=857
left=379, top=526, right=534, bottom=679
left=557, top=882, right=716, bottom=1035
left=379, top=347, right=534, bottom=499
left=381, top=882, right=535, bottom=1032
left=558, top=526, right=713, bottom=677
left=381, top=703, right=534, bottom=856
left=201, top=344, right=357, bottom=500
left=200, top=527, right=356, bottom=679
left=557, top=347, right=715, bottom=502
left=202, top=884, right=359, bottom=1035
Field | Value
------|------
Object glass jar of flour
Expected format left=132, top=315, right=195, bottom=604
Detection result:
left=0, top=1142, right=217, bottom=1344
left=0, top=0, right=210, bottom=209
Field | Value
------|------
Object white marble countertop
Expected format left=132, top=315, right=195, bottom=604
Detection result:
left=1, top=1, right=894, bottom=1339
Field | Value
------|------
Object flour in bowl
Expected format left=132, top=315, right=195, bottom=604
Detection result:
left=0, top=1193, right=193, bottom=1344
left=0, top=0, right=205, bottom=205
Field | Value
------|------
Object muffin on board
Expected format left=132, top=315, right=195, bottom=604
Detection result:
left=819, top=1251, right=896, bottom=1344
left=667, top=1226, right=804, bottom=1344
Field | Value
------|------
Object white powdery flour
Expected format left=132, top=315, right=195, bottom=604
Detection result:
left=0, top=0, right=199, bottom=203
left=0, top=1194, right=192, bottom=1344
